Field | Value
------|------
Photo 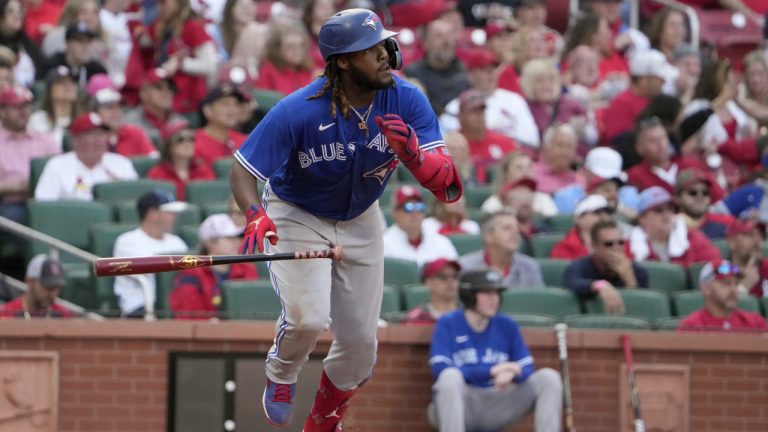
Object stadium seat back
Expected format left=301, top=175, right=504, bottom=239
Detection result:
left=384, top=257, right=421, bottom=290
left=448, top=233, right=484, bottom=256
left=131, top=156, right=159, bottom=178
left=213, top=158, right=234, bottom=179
left=565, top=314, right=651, bottom=330
left=643, top=261, right=689, bottom=294
left=92, top=179, right=176, bottom=205
left=531, top=233, right=564, bottom=258
left=27, top=200, right=113, bottom=261
left=536, top=258, right=570, bottom=287
left=380, top=285, right=402, bottom=316
left=501, top=287, right=580, bottom=320
left=402, top=284, right=431, bottom=311
left=584, top=289, right=671, bottom=321
left=222, top=279, right=281, bottom=320
left=507, top=313, right=558, bottom=328
left=185, top=180, right=232, bottom=207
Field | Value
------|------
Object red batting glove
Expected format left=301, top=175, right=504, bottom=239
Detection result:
left=375, top=114, right=420, bottom=164
left=240, top=204, right=278, bottom=254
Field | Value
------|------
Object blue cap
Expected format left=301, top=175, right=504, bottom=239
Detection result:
left=638, top=186, right=676, bottom=214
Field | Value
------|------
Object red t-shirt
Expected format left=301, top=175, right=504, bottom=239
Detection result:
left=149, top=19, right=212, bottom=113
left=23, top=2, right=64, bottom=45
left=111, top=125, right=157, bottom=157
left=551, top=228, right=589, bottom=260
left=625, top=158, right=713, bottom=194
left=193, top=129, right=247, bottom=166
left=678, top=308, right=767, bottom=332
left=256, top=61, right=315, bottom=96
left=169, top=264, right=259, bottom=320
left=602, top=89, right=648, bottom=144
left=146, top=160, right=216, bottom=200
left=464, top=130, right=518, bottom=183
left=497, top=65, right=522, bottom=95
left=598, top=51, right=630, bottom=80
left=0, top=297, right=74, bottom=318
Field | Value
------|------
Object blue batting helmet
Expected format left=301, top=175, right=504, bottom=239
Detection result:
left=318, top=9, right=399, bottom=62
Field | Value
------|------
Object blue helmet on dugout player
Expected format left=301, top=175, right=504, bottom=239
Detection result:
left=318, top=9, right=402, bottom=70
left=458, top=269, right=507, bottom=309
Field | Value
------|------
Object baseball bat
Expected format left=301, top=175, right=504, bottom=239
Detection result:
left=621, top=334, right=645, bottom=432
left=94, top=246, right=343, bottom=277
left=555, top=323, right=575, bottom=432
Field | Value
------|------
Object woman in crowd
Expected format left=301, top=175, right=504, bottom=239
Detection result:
left=28, top=66, right=80, bottom=149
left=0, top=0, right=46, bottom=86
left=423, top=195, right=480, bottom=236
left=302, top=0, right=335, bottom=69
left=41, top=0, right=104, bottom=57
left=645, top=7, right=687, bottom=62
left=255, top=22, right=314, bottom=95
left=562, top=13, right=629, bottom=81
left=147, top=119, right=215, bottom=201
left=219, top=0, right=267, bottom=77
left=481, top=151, right=557, bottom=218
left=497, top=26, right=551, bottom=94
left=736, top=50, right=768, bottom=127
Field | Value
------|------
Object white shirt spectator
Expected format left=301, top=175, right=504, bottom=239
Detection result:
left=99, top=8, right=133, bottom=88
left=34, top=151, right=138, bottom=201
left=112, top=228, right=188, bottom=314
left=27, top=110, right=70, bottom=151
left=422, top=217, right=481, bottom=236
left=383, top=224, right=459, bottom=267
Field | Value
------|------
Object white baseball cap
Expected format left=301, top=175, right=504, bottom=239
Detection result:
left=584, top=147, right=627, bottom=182
left=574, top=195, right=612, bottom=218
left=629, top=49, right=679, bottom=81
left=198, top=214, right=243, bottom=243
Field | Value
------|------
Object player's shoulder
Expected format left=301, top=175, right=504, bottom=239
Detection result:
left=391, top=75, right=426, bottom=99
left=493, top=312, right=519, bottom=329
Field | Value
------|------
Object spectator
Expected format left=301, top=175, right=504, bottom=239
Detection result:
left=521, top=58, right=594, bottom=147
left=301, top=0, right=335, bottom=69
left=583, top=0, right=649, bottom=55
left=194, top=85, right=248, bottom=166
left=625, top=186, right=721, bottom=267
left=99, top=0, right=133, bottom=88
left=0, top=254, right=74, bottom=319
left=726, top=219, right=768, bottom=298
left=508, top=26, right=552, bottom=84
left=23, top=0, right=63, bottom=46
left=562, top=13, right=629, bottom=82
left=170, top=213, right=258, bottom=320
left=563, top=45, right=628, bottom=111
left=602, top=49, right=673, bottom=145
left=28, top=65, right=79, bottom=149
left=219, top=0, right=268, bottom=71
left=736, top=50, right=768, bottom=127
left=402, top=258, right=461, bottom=325
left=666, top=44, right=701, bottom=106
left=531, top=123, right=585, bottom=194
left=0, top=86, right=58, bottom=224
left=427, top=268, right=562, bottom=431
left=678, top=259, right=768, bottom=332
left=645, top=8, right=687, bottom=62
left=564, top=220, right=649, bottom=314
left=443, top=130, right=475, bottom=187
left=41, top=0, right=104, bottom=58
left=456, top=89, right=518, bottom=183
left=147, top=119, right=215, bottom=200
left=34, top=112, right=138, bottom=200
left=92, top=88, right=157, bottom=157
left=552, top=195, right=615, bottom=260
left=404, top=18, right=470, bottom=116
left=383, top=185, right=459, bottom=267
left=457, top=0, right=516, bottom=27
left=498, top=177, right=550, bottom=255
left=123, top=68, right=187, bottom=148
left=44, top=22, right=107, bottom=88
left=256, top=22, right=315, bottom=96
left=482, top=152, right=558, bottom=217
left=423, top=195, right=480, bottom=236
left=0, top=0, right=47, bottom=87
left=460, top=210, right=544, bottom=289
left=675, top=168, right=733, bottom=239
left=0, top=46, right=14, bottom=90
left=113, top=189, right=189, bottom=316
left=513, top=0, right=563, bottom=56
left=440, top=49, right=539, bottom=148
left=484, top=22, right=518, bottom=91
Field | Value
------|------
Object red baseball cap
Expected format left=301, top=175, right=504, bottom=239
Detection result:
left=0, top=86, right=33, bottom=105
left=161, top=118, right=192, bottom=142
left=726, top=219, right=766, bottom=238
left=142, top=68, right=175, bottom=89
left=698, top=259, right=741, bottom=285
left=422, top=258, right=461, bottom=280
left=464, top=49, right=498, bottom=71
left=484, top=22, right=512, bottom=39
left=393, top=185, right=424, bottom=208
left=70, top=112, right=110, bottom=135
left=501, top=177, right=538, bottom=195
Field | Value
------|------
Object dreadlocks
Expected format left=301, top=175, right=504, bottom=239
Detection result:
left=307, top=58, right=352, bottom=119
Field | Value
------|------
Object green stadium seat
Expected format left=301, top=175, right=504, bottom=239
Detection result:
left=378, top=184, right=399, bottom=208
left=507, top=313, right=557, bottom=328
left=402, top=284, right=430, bottom=310
left=583, top=289, right=672, bottom=321
left=155, top=271, right=178, bottom=317
left=530, top=233, right=564, bottom=258
left=384, top=257, right=420, bottom=290
left=115, top=200, right=201, bottom=232
left=546, top=214, right=574, bottom=233
left=501, top=287, right=581, bottom=320
left=763, top=298, right=768, bottom=318
left=380, top=285, right=402, bottom=316
left=655, top=317, right=683, bottom=331
left=710, top=238, right=729, bottom=258
left=467, top=208, right=487, bottom=224
left=395, top=164, right=418, bottom=184
left=179, top=224, right=200, bottom=249
left=643, top=261, right=689, bottom=294
left=89, top=223, right=139, bottom=313
left=688, top=262, right=707, bottom=291
left=131, top=156, right=159, bottom=177
left=29, top=156, right=52, bottom=195
left=203, top=202, right=230, bottom=218
left=565, top=314, right=651, bottom=330
left=448, top=233, right=484, bottom=256
left=673, top=291, right=761, bottom=317
left=252, top=89, right=285, bottom=113
left=27, top=200, right=113, bottom=261
left=222, top=279, right=281, bottom=320
left=185, top=180, right=231, bottom=206
left=536, top=258, right=570, bottom=287
left=92, top=179, right=176, bottom=206
left=59, top=262, right=98, bottom=311
left=464, top=185, right=495, bottom=208
left=213, top=158, right=234, bottom=179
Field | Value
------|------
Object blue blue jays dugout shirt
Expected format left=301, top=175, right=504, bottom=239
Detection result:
left=235, top=75, right=444, bottom=221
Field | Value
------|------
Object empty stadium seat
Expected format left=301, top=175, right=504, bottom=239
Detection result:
left=27, top=200, right=113, bottom=261
left=530, top=233, right=564, bottom=258
left=655, top=317, right=683, bottom=331
left=179, top=225, right=199, bottom=248
left=384, top=257, right=421, bottom=289
left=673, top=291, right=761, bottom=317
left=710, top=239, right=729, bottom=258
left=565, top=314, right=651, bottom=330
left=545, top=214, right=574, bottom=233
left=448, top=233, right=484, bottom=256
left=402, top=284, right=430, bottom=311
left=464, top=185, right=496, bottom=208
left=687, top=262, right=707, bottom=291
left=381, top=285, right=402, bottom=317
left=155, top=271, right=179, bottom=317
left=222, top=279, right=281, bottom=320
left=507, top=313, right=558, bottom=328
left=501, top=287, right=581, bottom=320
left=185, top=180, right=231, bottom=206
left=643, top=261, right=689, bottom=294
left=130, top=156, right=159, bottom=178
left=213, top=158, right=234, bottom=179
left=536, top=258, right=570, bottom=287
left=252, top=89, right=285, bottom=113
left=584, top=289, right=672, bottom=321
left=92, top=179, right=176, bottom=206
left=59, top=262, right=98, bottom=311
left=29, top=156, right=52, bottom=195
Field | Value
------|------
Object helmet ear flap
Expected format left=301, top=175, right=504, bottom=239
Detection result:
left=384, top=38, right=402, bottom=70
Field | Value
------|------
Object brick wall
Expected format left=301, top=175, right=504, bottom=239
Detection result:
left=1, top=321, right=767, bottom=432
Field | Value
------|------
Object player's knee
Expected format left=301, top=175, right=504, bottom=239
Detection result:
left=292, top=315, right=329, bottom=336
left=433, top=368, right=464, bottom=392
left=532, top=367, right=562, bottom=394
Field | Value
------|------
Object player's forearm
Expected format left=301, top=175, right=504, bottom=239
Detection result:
left=230, top=161, right=262, bottom=213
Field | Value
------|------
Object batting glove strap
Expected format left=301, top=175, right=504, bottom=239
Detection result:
left=374, top=114, right=420, bottom=164
left=240, top=204, right=278, bottom=254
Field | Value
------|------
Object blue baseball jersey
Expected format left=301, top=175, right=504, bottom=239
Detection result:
left=235, top=75, right=444, bottom=221
left=429, top=309, right=535, bottom=387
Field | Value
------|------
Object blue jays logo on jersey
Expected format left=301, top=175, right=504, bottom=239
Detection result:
left=362, top=13, right=378, bottom=30
left=363, top=155, right=398, bottom=185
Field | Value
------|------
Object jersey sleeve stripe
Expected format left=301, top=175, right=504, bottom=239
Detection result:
left=421, top=140, right=445, bottom=151
left=428, top=355, right=453, bottom=366
left=234, top=150, right=268, bottom=182
left=515, top=356, right=534, bottom=367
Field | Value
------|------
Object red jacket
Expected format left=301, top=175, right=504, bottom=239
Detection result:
left=678, top=308, right=767, bottom=332
left=747, top=258, right=768, bottom=299
left=401, top=305, right=437, bottom=326
left=169, top=264, right=259, bottom=320
left=111, top=125, right=157, bottom=157
left=256, top=61, right=315, bottom=96
left=550, top=228, right=589, bottom=260
left=624, top=227, right=721, bottom=268
left=625, top=158, right=713, bottom=194
left=0, top=297, right=74, bottom=318
left=601, top=89, right=648, bottom=144
left=146, top=160, right=216, bottom=200
left=193, top=128, right=247, bottom=167
left=464, top=130, right=518, bottom=183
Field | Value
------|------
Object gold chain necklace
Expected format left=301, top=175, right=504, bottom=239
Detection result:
left=349, top=99, right=375, bottom=139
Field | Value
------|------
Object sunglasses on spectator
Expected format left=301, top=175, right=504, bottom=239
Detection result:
left=684, top=189, right=710, bottom=197
left=400, top=201, right=426, bottom=213
left=173, top=133, right=195, bottom=143
left=601, top=239, right=625, bottom=247
left=715, top=263, right=739, bottom=277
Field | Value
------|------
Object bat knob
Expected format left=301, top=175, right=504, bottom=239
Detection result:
left=331, top=245, right=343, bottom=261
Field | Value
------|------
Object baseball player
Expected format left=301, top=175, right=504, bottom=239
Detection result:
left=230, top=8, right=462, bottom=431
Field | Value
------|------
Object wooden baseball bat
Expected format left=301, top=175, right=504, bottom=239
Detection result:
left=94, top=246, right=343, bottom=277
left=621, top=334, right=646, bottom=432
left=555, top=323, right=575, bottom=432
